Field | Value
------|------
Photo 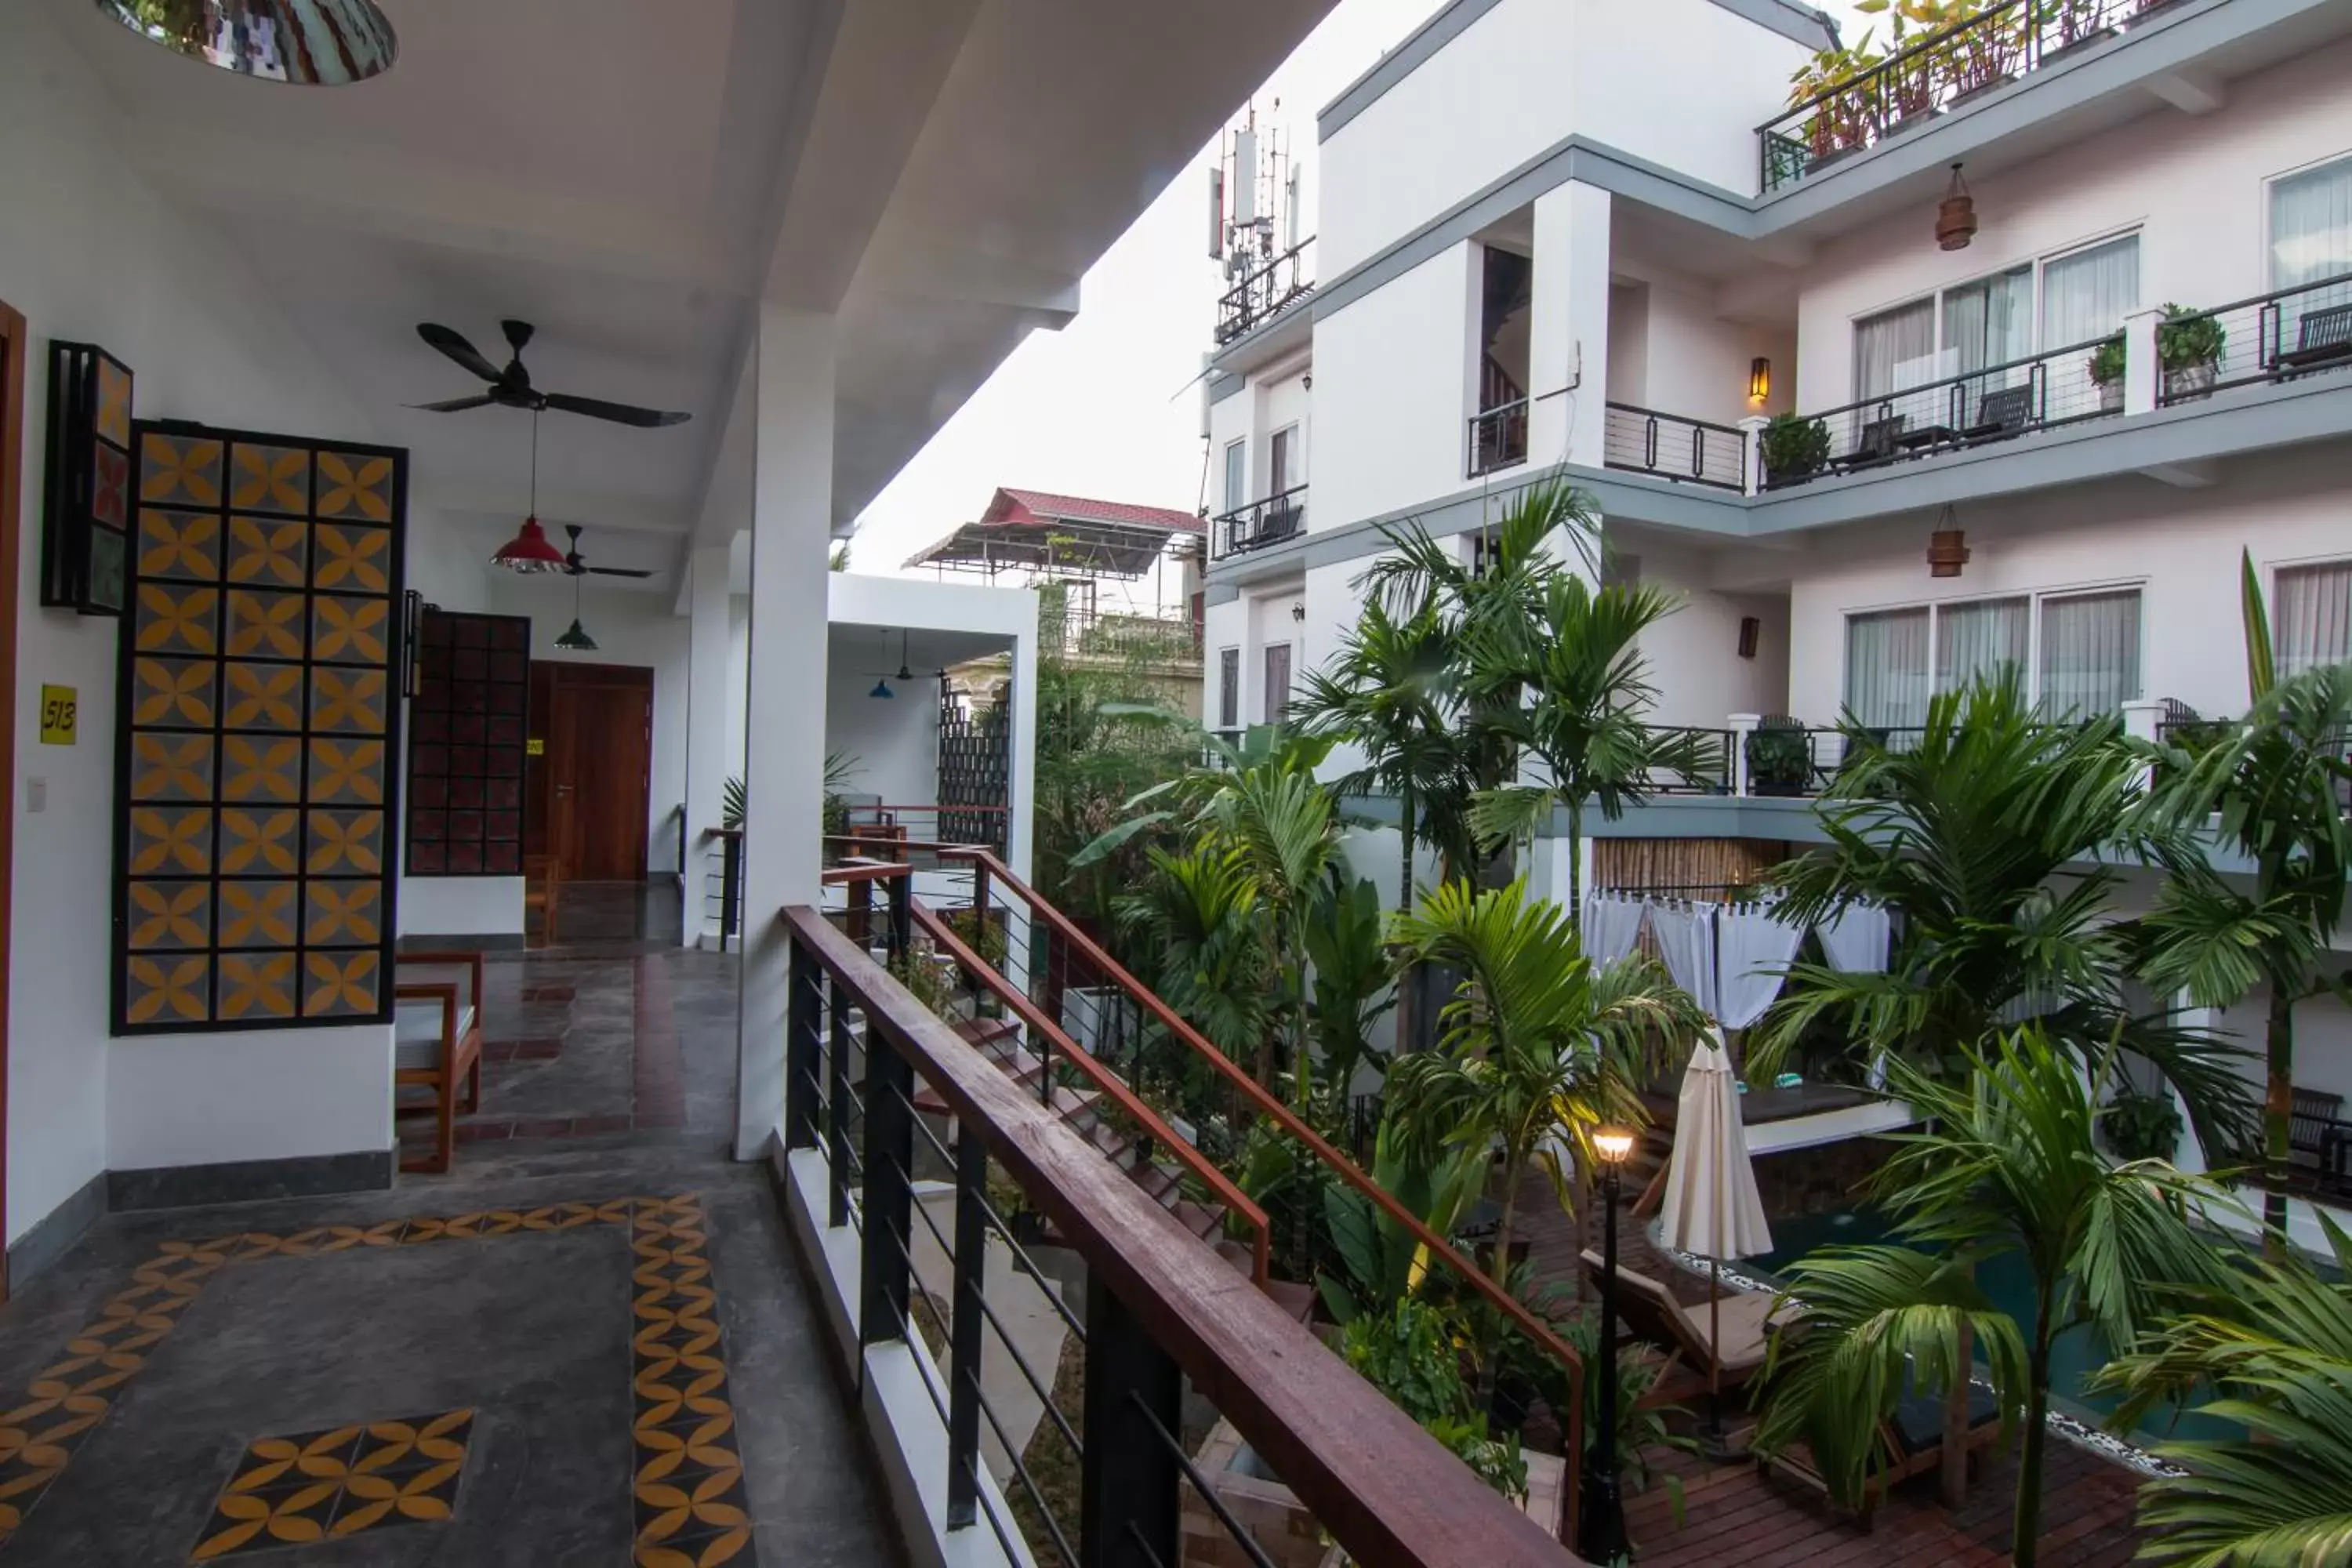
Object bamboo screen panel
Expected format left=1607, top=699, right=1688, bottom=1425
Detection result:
left=114, top=422, right=407, bottom=1034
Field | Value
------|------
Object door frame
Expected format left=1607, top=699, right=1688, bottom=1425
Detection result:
left=0, top=300, right=27, bottom=1299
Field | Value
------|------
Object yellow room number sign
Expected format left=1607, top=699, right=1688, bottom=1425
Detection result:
left=39, top=685, right=77, bottom=745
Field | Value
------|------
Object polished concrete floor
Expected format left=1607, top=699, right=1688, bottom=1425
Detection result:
left=0, top=883, right=897, bottom=1566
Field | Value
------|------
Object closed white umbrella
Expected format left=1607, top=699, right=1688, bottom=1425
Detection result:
left=1655, top=1029, right=1774, bottom=1435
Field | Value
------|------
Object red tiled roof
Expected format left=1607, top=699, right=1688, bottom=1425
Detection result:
left=984, top=488, right=1204, bottom=535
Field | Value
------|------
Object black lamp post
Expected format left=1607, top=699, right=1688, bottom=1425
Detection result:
left=1579, top=1124, right=1637, bottom=1563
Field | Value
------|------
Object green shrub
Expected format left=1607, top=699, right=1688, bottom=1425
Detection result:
left=2086, top=333, right=2126, bottom=387
left=1745, top=721, right=1813, bottom=793
left=1760, top=412, right=1831, bottom=482
left=2157, top=303, right=2225, bottom=371
left=2101, top=1083, right=2184, bottom=1163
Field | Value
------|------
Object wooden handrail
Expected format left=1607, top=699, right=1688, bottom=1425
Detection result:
left=781, top=906, right=1581, bottom=1568
left=909, top=901, right=1273, bottom=1287
left=933, top=845, right=1588, bottom=1537
left=819, top=860, right=916, bottom=887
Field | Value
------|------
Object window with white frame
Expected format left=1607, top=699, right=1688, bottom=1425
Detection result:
left=1852, top=234, right=2140, bottom=401
left=1261, top=642, right=1292, bottom=725
left=1843, top=586, right=2143, bottom=727
left=1269, top=423, right=1298, bottom=495
left=1222, top=439, right=1247, bottom=514
left=2270, top=155, right=2352, bottom=292
left=1217, top=646, right=1242, bottom=729
left=2274, top=561, right=2352, bottom=677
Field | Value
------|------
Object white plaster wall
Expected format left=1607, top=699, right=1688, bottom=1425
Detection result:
left=728, top=593, right=750, bottom=786
left=1319, top=0, right=1806, bottom=275
left=1203, top=599, right=1247, bottom=728
left=1630, top=539, right=1791, bottom=728
left=825, top=660, right=940, bottom=817
left=0, top=7, right=416, bottom=1224
left=1209, top=396, right=1256, bottom=515
left=1791, top=38, right=2352, bottom=410
left=486, top=576, right=691, bottom=875
left=1309, top=244, right=1479, bottom=530
left=1621, top=267, right=1797, bottom=427
left=2216, top=990, right=2352, bottom=1105
left=1780, top=450, right=2352, bottom=724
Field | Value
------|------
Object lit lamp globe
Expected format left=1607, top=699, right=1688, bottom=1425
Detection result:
left=1592, top=1126, right=1638, bottom=1167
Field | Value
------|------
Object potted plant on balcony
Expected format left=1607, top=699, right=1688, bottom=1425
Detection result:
left=1759, top=412, right=1831, bottom=488
left=1744, top=718, right=1813, bottom=796
left=2041, top=0, right=2120, bottom=63
left=2158, top=303, right=2226, bottom=401
left=1788, top=33, right=1882, bottom=169
left=2086, top=332, right=2126, bottom=412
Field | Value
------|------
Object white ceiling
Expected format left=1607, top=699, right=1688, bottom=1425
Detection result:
left=55, top=0, right=1335, bottom=593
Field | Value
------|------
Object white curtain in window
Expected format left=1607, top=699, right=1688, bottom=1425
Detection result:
left=1845, top=608, right=1931, bottom=728
left=2041, top=235, right=2141, bottom=349
left=2271, top=158, right=2352, bottom=290
left=1944, top=266, right=2035, bottom=374
left=1854, top=299, right=1936, bottom=401
left=1935, top=597, right=2029, bottom=696
left=2275, top=561, right=2352, bottom=677
left=2039, top=590, right=2143, bottom=717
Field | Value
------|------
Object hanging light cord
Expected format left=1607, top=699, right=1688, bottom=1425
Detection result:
left=529, top=409, right=541, bottom=517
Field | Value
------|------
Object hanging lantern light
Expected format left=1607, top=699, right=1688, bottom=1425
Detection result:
left=492, top=412, right=567, bottom=574
left=1748, top=358, right=1772, bottom=404
left=1936, top=163, right=1977, bottom=252
left=1927, top=506, right=1971, bottom=579
left=93, top=0, right=398, bottom=85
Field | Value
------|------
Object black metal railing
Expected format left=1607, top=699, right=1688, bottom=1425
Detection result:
left=1759, top=0, right=2190, bottom=192
left=1212, top=486, right=1308, bottom=560
left=1215, top=236, right=1317, bottom=347
left=2154, top=270, right=2352, bottom=406
left=1760, top=335, right=2119, bottom=489
left=1043, top=604, right=1203, bottom=663
left=1646, top=727, right=1737, bottom=794
left=1468, top=398, right=1530, bottom=478
left=779, top=877, right=1580, bottom=1567
left=1602, top=405, right=1747, bottom=492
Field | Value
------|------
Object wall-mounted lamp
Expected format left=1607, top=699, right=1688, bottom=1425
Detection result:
left=1290, top=601, right=1306, bottom=623
left=1748, top=358, right=1772, bottom=404
left=1737, top=615, right=1761, bottom=660
left=1301, top=372, right=1314, bottom=390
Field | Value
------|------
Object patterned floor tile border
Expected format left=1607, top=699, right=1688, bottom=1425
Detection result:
left=0, top=1195, right=758, bottom=1565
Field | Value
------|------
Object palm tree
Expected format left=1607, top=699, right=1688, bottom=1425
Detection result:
left=1115, top=843, right=1272, bottom=1065
left=1751, top=1029, right=2235, bottom=1568
left=2135, top=553, right=2352, bottom=1238
left=1200, top=764, right=1345, bottom=1094
left=1464, top=571, right=1710, bottom=924
left=1748, top=673, right=2259, bottom=1160
left=2092, top=1212, right=2352, bottom=1566
left=1385, top=878, right=1703, bottom=1290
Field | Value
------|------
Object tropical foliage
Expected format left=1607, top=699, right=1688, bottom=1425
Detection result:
left=1751, top=1029, right=2239, bottom=1568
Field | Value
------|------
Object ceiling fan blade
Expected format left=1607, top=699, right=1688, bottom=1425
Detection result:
left=585, top=567, right=657, bottom=579
left=406, top=395, right=496, bottom=413
left=417, top=323, right=503, bottom=383
left=542, top=392, right=691, bottom=428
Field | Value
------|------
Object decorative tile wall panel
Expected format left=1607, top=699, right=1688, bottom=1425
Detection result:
left=405, top=611, right=529, bottom=877
left=113, top=423, right=405, bottom=1035
left=42, top=343, right=134, bottom=614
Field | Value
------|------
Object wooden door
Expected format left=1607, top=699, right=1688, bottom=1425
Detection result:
left=530, top=662, right=652, bottom=880
left=0, top=300, right=25, bottom=1301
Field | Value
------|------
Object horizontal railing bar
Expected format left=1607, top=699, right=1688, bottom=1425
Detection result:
left=1602, top=399, right=1746, bottom=438
left=879, top=1253, right=1028, bottom=1562
left=1218, top=235, right=1316, bottom=304
left=967, top=1287, right=1087, bottom=1460
left=964, top=1358, right=1081, bottom=1567
left=821, top=860, right=919, bottom=887
left=911, top=900, right=1271, bottom=1283
left=1128, top=1391, right=1282, bottom=1568
left=1208, top=483, right=1312, bottom=528
left=781, top=906, right=1577, bottom=1566
left=1794, top=332, right=2118, bottom=425
left=971, top=1189, right=1091, bottom=1344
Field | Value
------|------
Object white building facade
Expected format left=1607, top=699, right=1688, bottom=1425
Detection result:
left=1200, top=0, right=2352, bottom=1170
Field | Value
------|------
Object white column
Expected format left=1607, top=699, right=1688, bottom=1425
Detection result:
left=2123, top=307, right=2162, bottom=417
left=1002, top=608, right=1040, bottom=887
left=736, top=305, right=836, bottom=1160
left=1526, top=180, right=1612, bottom=470
left=1728, top=713, right=1762, bottom=797
left=683, top=545, right=733, bottom=949
left=1738, top=416, right=1770, bottom=497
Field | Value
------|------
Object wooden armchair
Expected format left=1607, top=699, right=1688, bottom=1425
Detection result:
left=394, top=951, right=486, bottom=1174
left=524, top=853, right=562, bottom=947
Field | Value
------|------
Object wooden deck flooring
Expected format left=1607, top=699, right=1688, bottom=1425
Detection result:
left=1508, top=1171, right=2158, bottom=1564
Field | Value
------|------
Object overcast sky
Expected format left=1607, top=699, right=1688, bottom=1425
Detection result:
left=846, top=0, right=1866, bottom=592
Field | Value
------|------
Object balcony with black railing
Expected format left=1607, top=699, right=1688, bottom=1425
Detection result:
left=1468, top=398, right=1530, bottom=478
left=1210, top=485, right=1307, bottom=560
left=1759, top=333, right=2121, bottom=490
left=1214, top=236, right=1316, bottom=347
left=2153, top=271, right=2352, bottom=408
left=1602, top=405, right=1747, bottom=492
left=1758, top=0, right=2192, bottom=194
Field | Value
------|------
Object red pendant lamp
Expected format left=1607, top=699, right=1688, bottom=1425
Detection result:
left=491, top=412, right=567, bottom=574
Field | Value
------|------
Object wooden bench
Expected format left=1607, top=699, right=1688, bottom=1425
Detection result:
left=1835, top=413, right=1905, bottom=473
left=394, top=951, right=485, bottom=1174
left=2276, top=303, right=2352, bottom=375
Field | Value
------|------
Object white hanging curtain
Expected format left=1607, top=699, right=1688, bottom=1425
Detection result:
left=1581, top=891, right=1648, bottom=967
left=2038, top=589, right=2143, bottom=718
left=1647, top=901, right=1718, bottom=1018
left=2275, top=561, right=2352, bottom=678
left=1853, top=298, right=1936, bottom=402
left=2040, top=234, right=2141, bottom=349
left=1845, top=608, right=1931, bottom=728
left=2271, top=157, right=2352, bottom=341
left=1944, top=265, right=2035, bottom=393
left=1935, top=597, right=2029, bottom=697
left=1818, top=904, right=1892, bottom=974
left=1716, top=903, right=1807, bottom=1031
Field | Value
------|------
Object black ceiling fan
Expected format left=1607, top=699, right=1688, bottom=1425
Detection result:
left=410, top=319, right=690, bottom=428
left=561, top=524, right=654, bottom=579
